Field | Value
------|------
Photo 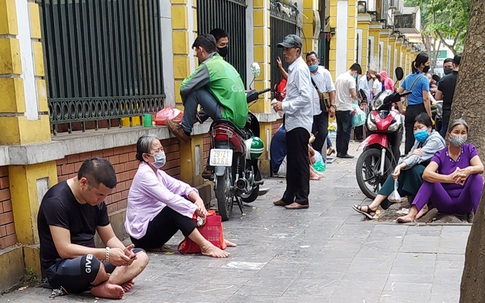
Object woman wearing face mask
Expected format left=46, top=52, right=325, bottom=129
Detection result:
left=125, top=135, right=235, bottom=257
left=397, top=119, right=484, bottom=223
left=396, top=52, right=433, bottom=154
left=353, top=113, right=445, bottom=219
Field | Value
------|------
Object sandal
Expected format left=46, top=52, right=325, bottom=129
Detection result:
left=327, top=147, right=335, bottom=156
left=352, top=205, right=377, bottom=219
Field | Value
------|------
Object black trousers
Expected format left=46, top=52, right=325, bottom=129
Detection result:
left=131, top=206, right=196, bottom=250
left=312, top=111, right=329, bottom=154
left=336, top=110, right=352, bottom=156
left=282, top=127, right=310, bottom=205
left=404, top=103, right=426, bottom=154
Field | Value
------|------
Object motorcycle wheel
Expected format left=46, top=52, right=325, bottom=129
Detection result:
left=356, top=148, right=392, bottom=200
left=215, top=167, right=233, bottom=221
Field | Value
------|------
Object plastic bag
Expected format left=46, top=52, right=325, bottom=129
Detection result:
left=388, top=179, right=402, bottom=203
left=274, top=78, right=287, bottom=101
left=352, top=103, right=366, bottom=127
left=311, top=151, right=326, bottom=174
left=177, top=210, right=226, bottom=254
left=154, top=105, right=183, bottom=126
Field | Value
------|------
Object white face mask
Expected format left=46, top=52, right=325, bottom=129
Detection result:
left=152, top=151, right=166, bottom=168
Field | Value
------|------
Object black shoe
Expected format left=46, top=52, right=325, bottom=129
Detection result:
left=337, top=154, right=354, bottom=159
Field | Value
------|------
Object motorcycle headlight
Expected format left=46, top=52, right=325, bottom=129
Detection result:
left=387, top=114, right=403, bottom=132
left=366, top=114, right=377, bottom=131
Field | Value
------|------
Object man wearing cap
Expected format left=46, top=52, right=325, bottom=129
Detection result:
left=167, top=34, right=248, bottom=143
left=272, top=34, right=313, bottom=210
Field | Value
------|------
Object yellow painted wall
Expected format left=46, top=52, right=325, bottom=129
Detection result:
left=9, top=161, right=58, bottom=244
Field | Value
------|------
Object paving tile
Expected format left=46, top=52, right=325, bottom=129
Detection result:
left=0, top=141, right=473, bottom=303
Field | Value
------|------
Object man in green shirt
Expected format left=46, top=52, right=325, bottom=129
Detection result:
left=167, top=34, right=248, bottom=143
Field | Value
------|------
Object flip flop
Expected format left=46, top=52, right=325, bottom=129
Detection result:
left=352, top=205, right=376, bottom=219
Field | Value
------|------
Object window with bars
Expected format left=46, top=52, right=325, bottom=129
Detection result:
left=37, top=0, right=165, bottom=134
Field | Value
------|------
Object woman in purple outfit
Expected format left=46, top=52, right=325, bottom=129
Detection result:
left=125, top=135, right=235, bottom=257
left=397, top=119, right=484, bottom=223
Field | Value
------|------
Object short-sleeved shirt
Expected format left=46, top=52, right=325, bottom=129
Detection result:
left=400, top=72, right=429, bottom=105
left=37, top=181, right=110, bottom=269
left=437, top=71, right=458, bottom=111
left=310, top=66, right=335, bottom=116
left=335, top=71, right=357, bottom=111
left=431, top=144, right=479, bottom=197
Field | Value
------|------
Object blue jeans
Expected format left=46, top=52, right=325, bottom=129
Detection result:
left=181, top=89, right=222, bottom=133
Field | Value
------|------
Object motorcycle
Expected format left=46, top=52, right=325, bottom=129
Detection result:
left=355, top=89, right=411, bottom=199
left=207, top=63, right=269, bottom=221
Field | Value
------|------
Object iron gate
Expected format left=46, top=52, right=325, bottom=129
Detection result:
left=37, top=0, right=165, bottom=134
left=270, top=0, right=298, bottom=88
left=197, top=0, right=247, bottom=85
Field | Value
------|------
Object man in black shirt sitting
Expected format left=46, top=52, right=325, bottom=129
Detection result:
left=37, top=158, right=148, bottom=299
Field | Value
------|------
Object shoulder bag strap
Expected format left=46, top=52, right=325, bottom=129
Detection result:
left=404, top=74, right=424, bottom=108
left=311, top=77, right=321, bottom=93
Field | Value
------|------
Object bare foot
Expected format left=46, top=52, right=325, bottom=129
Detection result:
left=415, top=204, right=429, bottom=220
left=91, top=282, right=125, bottom=299
left=224, top=239, right=237, bottom=247
left=200, top=243, right=230, bottom=258
left=396, top=214, right=415, bottom=223
left=121, top=280, right=135, bottom=292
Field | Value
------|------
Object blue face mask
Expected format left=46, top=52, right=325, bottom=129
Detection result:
left=152, top=151, right=166, bottom=169
left=353, top=74, right=358, bottom=79
left=414, top=129, right=429, bottom=143
left=309, top=64, right=318, bottom=72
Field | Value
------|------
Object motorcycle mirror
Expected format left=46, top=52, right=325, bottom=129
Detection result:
left=250, top=62, right=261, bottom=78
left=395, top=67, right=404, bottom=81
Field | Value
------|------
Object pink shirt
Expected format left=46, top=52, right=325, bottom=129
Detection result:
left=125, top=161, right=198, bottom=239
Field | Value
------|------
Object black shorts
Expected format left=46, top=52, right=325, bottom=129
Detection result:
left=45, top=254, right=115, bottom=293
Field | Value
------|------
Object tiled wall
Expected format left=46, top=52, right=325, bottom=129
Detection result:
left=0, top=167, right=16, bottom=249
left=56, top=138, right=181, bottom=215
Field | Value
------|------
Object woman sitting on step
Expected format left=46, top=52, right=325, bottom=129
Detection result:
left=397, top=119, right=484, bottom=223
left=352, top=113, right=446, bottom=219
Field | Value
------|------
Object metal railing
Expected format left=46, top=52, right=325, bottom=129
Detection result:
left=197, top=0, right=247, bottom=86
left=37, top=0, right=165, bottom=134
left=270, top=0, right=297, bottom=88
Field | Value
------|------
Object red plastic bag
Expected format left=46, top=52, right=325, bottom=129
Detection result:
left=154, top=105, right=183, bottom=126
left=274, top=78, right=287, bottom=101
left=177, top=210, right=227, bottom=254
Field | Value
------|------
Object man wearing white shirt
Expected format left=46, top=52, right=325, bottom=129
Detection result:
left=306, top=51, right=336, bottom=155
left=335, top=63, right=362, bottom=158
left=272, top=34, right=313, bottom=210
left=358, top=69, right=375, bottom=101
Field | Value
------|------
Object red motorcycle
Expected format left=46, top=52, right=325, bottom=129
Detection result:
left=355, top=90, right=410, bottom=199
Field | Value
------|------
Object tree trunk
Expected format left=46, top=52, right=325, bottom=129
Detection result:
left=457, top=0, right=485, bottom=301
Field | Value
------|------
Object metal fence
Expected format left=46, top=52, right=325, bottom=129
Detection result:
left=37, top=0, right=165, bottom=134
left=270, top=1, right=297, bottom=88
left=197, top=0, right=247, bottom=86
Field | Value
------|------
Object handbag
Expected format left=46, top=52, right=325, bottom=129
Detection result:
left=311, top=78, right=331, bottom=112
left=177, top=210, right=227, bottom=254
